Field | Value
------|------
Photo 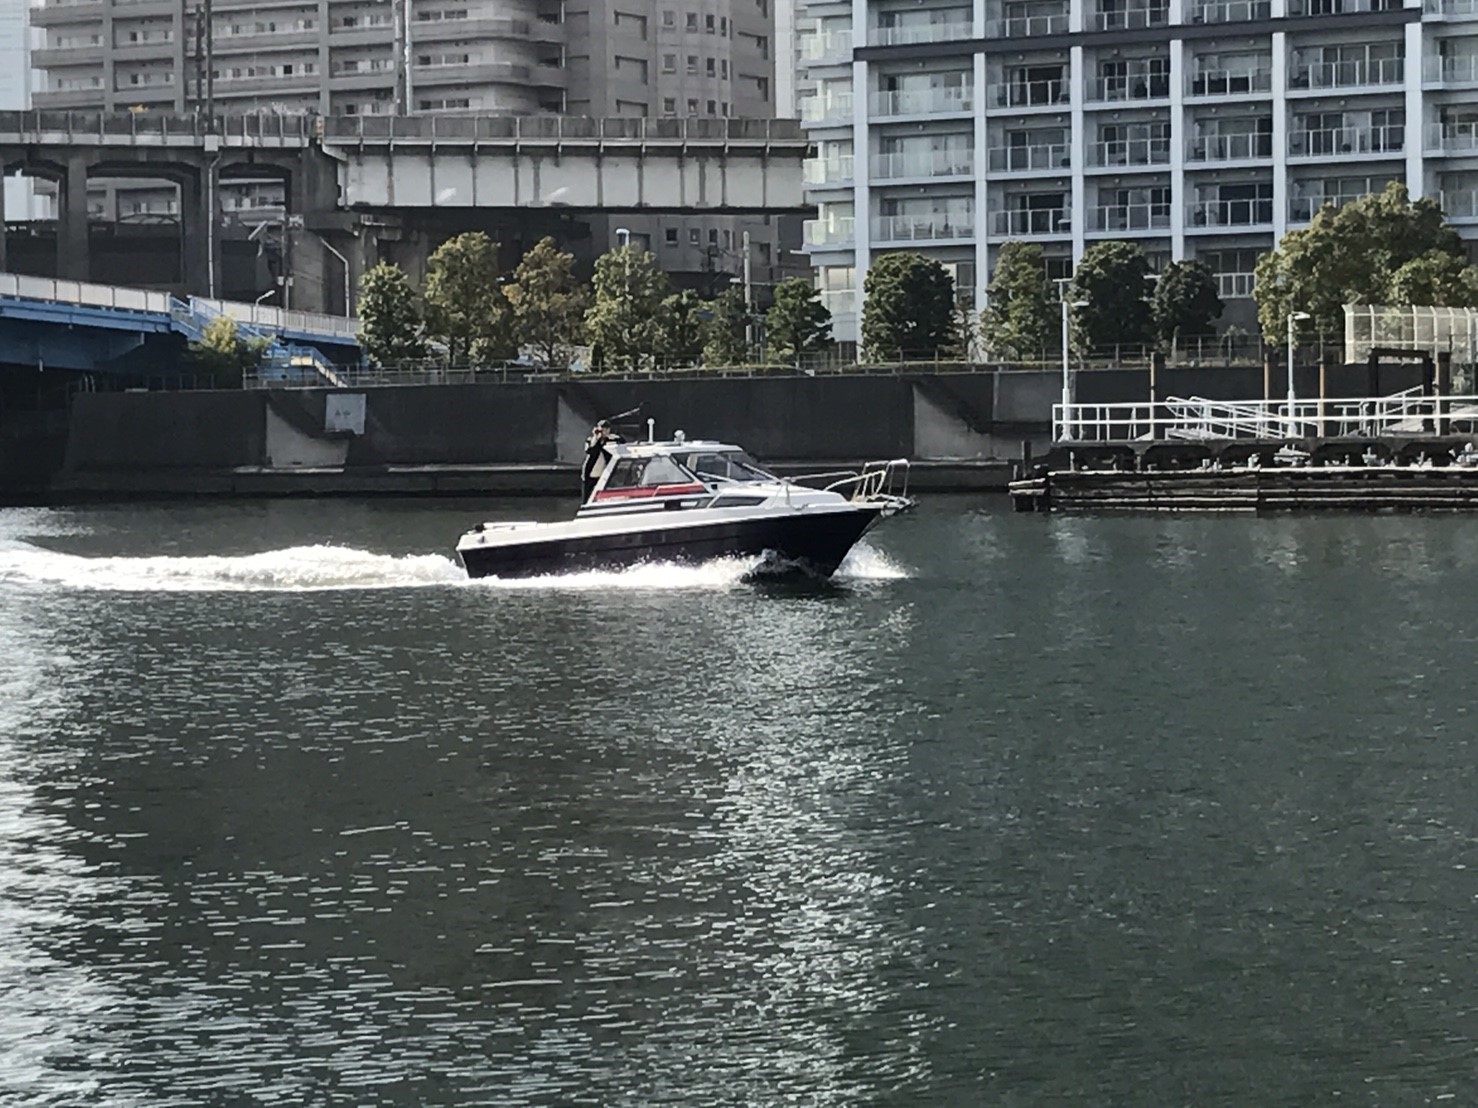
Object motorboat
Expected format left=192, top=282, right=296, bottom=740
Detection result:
left=456, top=431, right=913, bottom=579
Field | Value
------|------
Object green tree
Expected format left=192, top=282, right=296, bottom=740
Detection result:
left=981, top=241, right=1054, bottom=360
left=765, top=278, right=832, bottom=363
left=189, top=316, right=269, bottom=384
left=505, top=236, right=588, bottom=368
left=423, top=231, right=515, bottom=366
left=355, top=263, right=428, bottom=367
left=1069, top=240, right=1153, bottom=354
left=1254, top=182, right=1472, bottom=345
left=583, top=245, right=672, bottom=371
left=1386, top=249, right=1478, bottom=307
left=654, top=288, right=708, bottom=365
left=1151, top=259, right=1224, bottom=352
left=702, top=288, right=750, bottom=366
left=860, top=252, right=957, bottom=361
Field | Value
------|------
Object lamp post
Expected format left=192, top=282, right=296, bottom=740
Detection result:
left=615, top=227, right=630, bottom=249
left=1287, top=309, right=1311, bottom=430
left=1061, top=293, right=1088, bottom=441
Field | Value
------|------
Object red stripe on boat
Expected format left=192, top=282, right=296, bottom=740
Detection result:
left=594, top=482, right=707, bottom=501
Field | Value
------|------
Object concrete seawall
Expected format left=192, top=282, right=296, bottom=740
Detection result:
left=15, top=363, right=1430, bottom=501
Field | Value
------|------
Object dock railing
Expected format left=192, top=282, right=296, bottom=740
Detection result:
left=1055, top=388, right=1478, bottom=443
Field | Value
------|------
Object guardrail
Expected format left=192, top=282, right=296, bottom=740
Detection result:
left=318, top=115, right=807, bottom=144
left=0, top=271, right=175, bottom=314
left=1051, top=388, right=1478, bottom=443
left=190, top=297, right=359, bottom=341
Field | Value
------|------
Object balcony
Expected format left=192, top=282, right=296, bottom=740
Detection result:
left=1187, top=198, right=1274, bottom=228
left=1424, top=55, right=1478, bottom=84
left=987, top=143, right=1071, bottom=171
left=1186, top=0, right=1271, bottom=20
left=990, top=208, right=1072, bottom=235
left=1426, top=122, right=1478, bottom=154
left=1288, top=0, right=1401, bottom=11
left=985, top=12, right=1068, bottom=35
left=1287, top=126, right=1404, bottom=158
left=1425, top=0, right=1478, bottom=14
left=1088, top=74, right=1170, bottom=102
left=1087, top=138, right=1170, bottom=167
left=1441, top=188, right=1478, bottom=218
left=803, top=155, right=855, bottom=186
left=819, top=289, right=857, bottom=318
left=1089, top=204, right=1171, bottom=232
left=873, top=149, right=974, bottom=179
left=800, top=30, right=853, bottom=61
left=1187, top=67, right=1272, bottom=97
left=1288, top=57, right=1404, bottom=90
left=995, top=79, right=1067, bottom=108
left=872, top=213, right=975, bottom=243
left=1091, top=5, right=1168, bottom=29
left=868, top=19, right=974, bottom=45
left=1185, top=132, right=1273, bottom=161
left=1217, top=272, right=1256, bottom=298
left=870, top=87, right=973, bottom=117
left=803, top=216, right=856, bottom=247
left=799, top=95, right=855, bottom=124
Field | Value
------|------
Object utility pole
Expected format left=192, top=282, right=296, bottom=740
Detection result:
left=742, top=229, right=753, bottom=352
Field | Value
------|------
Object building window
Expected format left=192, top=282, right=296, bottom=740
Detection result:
left=689, top=228, right=701, bottom=244
left=686, top=11, right=698, bottom=30
left=662, top=9, right=675, bottom=25
left=665, top=227, right=679, bottom=245
left=721, top=59, right=728, bottom=79
left=687, top=98, right=698, bottom=113
left=687, top=55, right=698, bottom=74
left=707, top=99, right=717, bottom=114
left=706, top=13, right=716, bottom=32
left=663, top=53, right=676, bottom=72
left=706, top=57, right=716, bottom=76
left=662, top=96, right=676, bottom=113
left=708, top=229, right=719, bottom=244
left=720, top=16, right=727, bottom=33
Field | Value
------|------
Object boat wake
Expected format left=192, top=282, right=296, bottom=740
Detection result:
left=0, top=540, right=908, bottom=594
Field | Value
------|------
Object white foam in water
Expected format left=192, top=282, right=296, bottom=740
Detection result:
left=0, top=540, right=909, bottom=594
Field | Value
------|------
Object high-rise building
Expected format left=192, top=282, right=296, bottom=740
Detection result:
left=26, top=0, right=790, bottom=297
left=1, top=0, right=44, bottom=222
left=796, top=0, right=1478, bottom=344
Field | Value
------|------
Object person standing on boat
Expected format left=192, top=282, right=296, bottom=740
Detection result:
left=581, top=420, right=622, bottom=502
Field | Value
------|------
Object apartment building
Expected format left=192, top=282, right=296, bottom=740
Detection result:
left=1, top=0, right=45, bottom=222
left=27, top=0, right=784, bottom=291
left=796, top=0, right=1478, bottom=342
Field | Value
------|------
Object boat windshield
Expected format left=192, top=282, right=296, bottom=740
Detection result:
left=683, top=450, right=774, bottom=484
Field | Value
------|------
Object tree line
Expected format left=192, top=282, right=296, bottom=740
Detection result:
left=355, top=232, right=833, bottom=372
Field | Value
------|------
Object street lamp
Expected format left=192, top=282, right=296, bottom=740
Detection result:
left=1287, top=310, right=1311, bottom=421
left=1061, top=295, right=1088, bottom=440
left=615, top=227, right=631, bottom=249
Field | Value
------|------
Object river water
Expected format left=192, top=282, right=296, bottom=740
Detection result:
left=2, top=497, right=1477, bottom=1104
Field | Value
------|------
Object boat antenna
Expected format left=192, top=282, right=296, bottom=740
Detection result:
left=605, top=405, right=641, bottom=424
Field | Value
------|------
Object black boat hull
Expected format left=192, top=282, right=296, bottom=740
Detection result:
left=459, top=507, right=882, bottom=580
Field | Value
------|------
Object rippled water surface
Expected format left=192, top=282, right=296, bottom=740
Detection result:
left=4, top=497, right=1478, bottom=1104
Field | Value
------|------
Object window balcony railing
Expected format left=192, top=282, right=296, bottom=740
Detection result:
left=872, top=214, right=975, bottom=242
left=1441, top=188, right=1478, bottom=217
left=1089, top=74, right=1170, bottom=102
left=1217, top=272, right=1256, bottom=298
left=1091, top=5, right=1168, bottom=29
left=872, top=149, right=974, bottom=179
left=1288, top=57, right=1404, bottom=90
left=818, top=288, right=857, bottom=317
left=1186, top=0, right=1271, bottom=20
left=1087, top=138, right=1171, bottom=166
left=1425, top=0, right=1478, bottom=14
left=803, top=154, right=854, bottom=185
left=868, top=19, right=974, bottom=45
left=1287, top=126, right=1404, bottom=157
left=990, top=208, right=1072, bottom=235
left=986, top=12, right=1069, bottom=35
left=1185, top=132, right=1273, bottom=161
left=799, top=95, right=854, bottom=123
left=1424, top=55, right=1478, bottom=83
left=1289, top=0, right=1400, bottom=12
left=987, top=142, right=1071, bottom=171
left=1187, top=199, right=1274, bottom=227
left=995, top=79, right=1068, bottom=107
left=802, top=216, right=856, bottom=247
left=1089, top=204, right=1171, bottom=231
left=1187, top=66, right=1272, bottom=97
left=870, top=87, right=974, bottom=116
left=1427, top=122, right=1478, bottom=153
left=799, top=30, right=853, bottom=61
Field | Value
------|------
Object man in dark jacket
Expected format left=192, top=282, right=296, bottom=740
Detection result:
left=581, top=420, right=622, bottom=502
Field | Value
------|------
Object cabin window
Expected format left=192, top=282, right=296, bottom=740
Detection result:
left=684, top=451, right=772, bottom=482
left=603, top=455, right=694, bottom=489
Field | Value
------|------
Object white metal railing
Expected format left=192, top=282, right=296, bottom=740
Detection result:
left=1426, top=0, right=1478, bottom=13
left=1088, top=204, right=1171, bottom=231
left=986, top=12, right=1068, bottom=35
left=1087, top=137, right=1171, bottom=166
left=799, top=95, right=855, bottom=123
left=1187, top=66, right=1272, bottom=96
left=1425, top=54, right=1478, bottom=83
left=1288, top=126, right=1404, bottom=157
left=1188, top=198, right=1274, bottom=226
left=1217, top=272, right=1256, bottom=298
left=0, top=272, right=175, bottom=314
left=872, top=149, right=974, bottom=179
left=1187, top=0, right=1271, bottom=19
left=870, top=87, right=974, bottom=116
left=1092, top=4, right=1168, bottom=27
left=1427, top=122, right=1478, bottom=153
left=868, top=18, right=974, bottom=45
left=191, top=297, right=359, bottom=340
left=1089, top=73, right=1171, bottom=102
left=818, top=288, right=856, bottom=318
left=802, top=216, right=856, bottom=246
left=803, top=154, right=855, bottom=185
left=1051, top=387, right=1478, bottom=443
left=799, top=30, right=853, bottom=59
left=1441, top=187, right=1478, bottom=217
left=987, top=142, right=1070, bottom=171
left=872, top=214, right=975, bottom=242
left=996, top=79, right=1068, bottom=107
left=1288, top=0, right=1398, bottom=11
left=991, top=208, right=1072, bottom=235
left=1186, top=131, right=1272, bottom=161
left=1289, top=57, right=1404, bottom=89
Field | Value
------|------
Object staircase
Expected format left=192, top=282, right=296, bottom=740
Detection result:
left=177, top=297, right=346, bottom=387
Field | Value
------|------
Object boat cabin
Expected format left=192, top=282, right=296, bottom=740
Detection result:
left=583, top=439, right=778, bottom=511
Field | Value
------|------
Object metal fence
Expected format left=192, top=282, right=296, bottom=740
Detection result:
left=190, top=297, right=359, bottom=342
left=0, top=271, right=175, bottom=314
left=1344, top=304, right=1478, bottom=368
